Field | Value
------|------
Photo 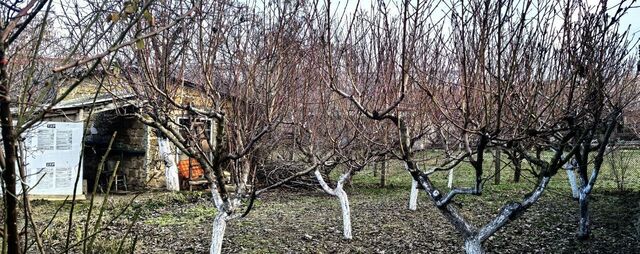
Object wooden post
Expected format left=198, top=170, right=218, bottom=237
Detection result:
left=373, top=161, right=378, bottom=177
left=494, top=149, right=501, bottom=185
left=511, top=152, right=522, bottom=183
left=380, top=155, right=387, bottom=187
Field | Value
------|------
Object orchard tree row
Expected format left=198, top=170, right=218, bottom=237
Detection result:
left=1, top=0, right=639, bottom=253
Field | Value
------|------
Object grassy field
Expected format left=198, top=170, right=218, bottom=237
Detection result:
left=7, top=153, right=640, bottom=253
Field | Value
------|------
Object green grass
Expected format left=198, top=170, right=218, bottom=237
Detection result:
left=144, top=204, right=217, bottom=227
left=347, top=149, right=640, bottom=195
left=13, top=149, right=640, bottom=253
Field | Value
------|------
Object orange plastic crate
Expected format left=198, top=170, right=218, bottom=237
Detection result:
left=177, top=158, right=205, bottom=179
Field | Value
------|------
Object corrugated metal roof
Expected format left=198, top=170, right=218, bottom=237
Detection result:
left=53, top=92, right=136, bottom=109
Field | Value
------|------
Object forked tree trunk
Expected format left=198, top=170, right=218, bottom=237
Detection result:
left=574, top=165, right=597, bottom=240
left=575, top=168, right=604, bottom=240
left=314, top=169, right=353, bottom=239
left=408, top=179, right=419, bottom=210
left=411, top=158, right=552, bottom=254
left=575, top=116, right=617, bottom=241
left=210, top=212, right=228, bottom=254
left=573, top=118, right=616, bottom=241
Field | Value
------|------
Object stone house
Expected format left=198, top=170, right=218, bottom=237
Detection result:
left=45, top=73, right=214, bottom=191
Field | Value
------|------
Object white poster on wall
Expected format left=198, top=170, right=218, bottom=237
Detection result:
left=19, top=122, right=84, bottom=196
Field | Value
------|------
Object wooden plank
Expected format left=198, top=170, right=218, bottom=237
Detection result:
left=189, top=180, right=209, bottom=185
left=27, top=194, right=86, bottom=201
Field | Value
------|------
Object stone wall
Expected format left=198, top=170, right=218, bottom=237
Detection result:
left=84, top=110, right=151, bottom=190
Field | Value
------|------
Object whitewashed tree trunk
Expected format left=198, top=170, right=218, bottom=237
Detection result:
left=577, top=189, right=590, bottom=239
left=408, top=179, right=418, bottom=211
left=208, top=180, right=230, bottom=254
left=566, top=169, right=579, bottom=199
left=314, top=169, right=353, bottom=240
left=576, top=169, right=598, bottom=239
left=209, top=212, right=228, bottom=254
left=158, top=138, right=180, bottom=191
left=335, top=187, right=352, bottom=239
left=447, top=168, right=454, bottom=188
left=464, top=238, right=484, bottom=254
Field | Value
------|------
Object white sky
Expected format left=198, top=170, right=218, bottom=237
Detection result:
left=43, top=0, right=640, bottom=38
left=40, top=0, right=640, bottom=52
left=338, top=0, right=640, bottom=41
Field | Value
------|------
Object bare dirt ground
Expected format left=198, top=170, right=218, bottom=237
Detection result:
left=19, top=168, right=640, bottom=254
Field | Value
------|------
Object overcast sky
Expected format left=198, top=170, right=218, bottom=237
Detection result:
left=338, top=0, right=640, bottom=41
left=43, top=0, right=640, bottom=51
left=45, top=0, right=639, bottom=38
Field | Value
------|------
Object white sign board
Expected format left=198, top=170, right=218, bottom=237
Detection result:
left=20, top=122, right=83, bottom=196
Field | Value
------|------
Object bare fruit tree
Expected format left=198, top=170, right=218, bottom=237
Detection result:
left=558, top=1, right=640, bottom=240
left=1, top=0, right=168, bottom=252
left=114, top=0, right=306, bottom=253
left=256, top=27, right=392, bottom=238
left=291, top=72, right=386, bottom=240
left=318, top=0, right=639, bottom=253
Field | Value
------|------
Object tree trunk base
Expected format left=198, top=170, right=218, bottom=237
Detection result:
left=336, top=188, right=352, bottom=240
left=210, top=212, right=228, bottom=254
left=577, top=231, right=590, bottom=241
left=408, top=179, right=418, bottom=211
left=577, top=191, right=590, bottom=241
left=464, top=238, right=485, bottom=254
